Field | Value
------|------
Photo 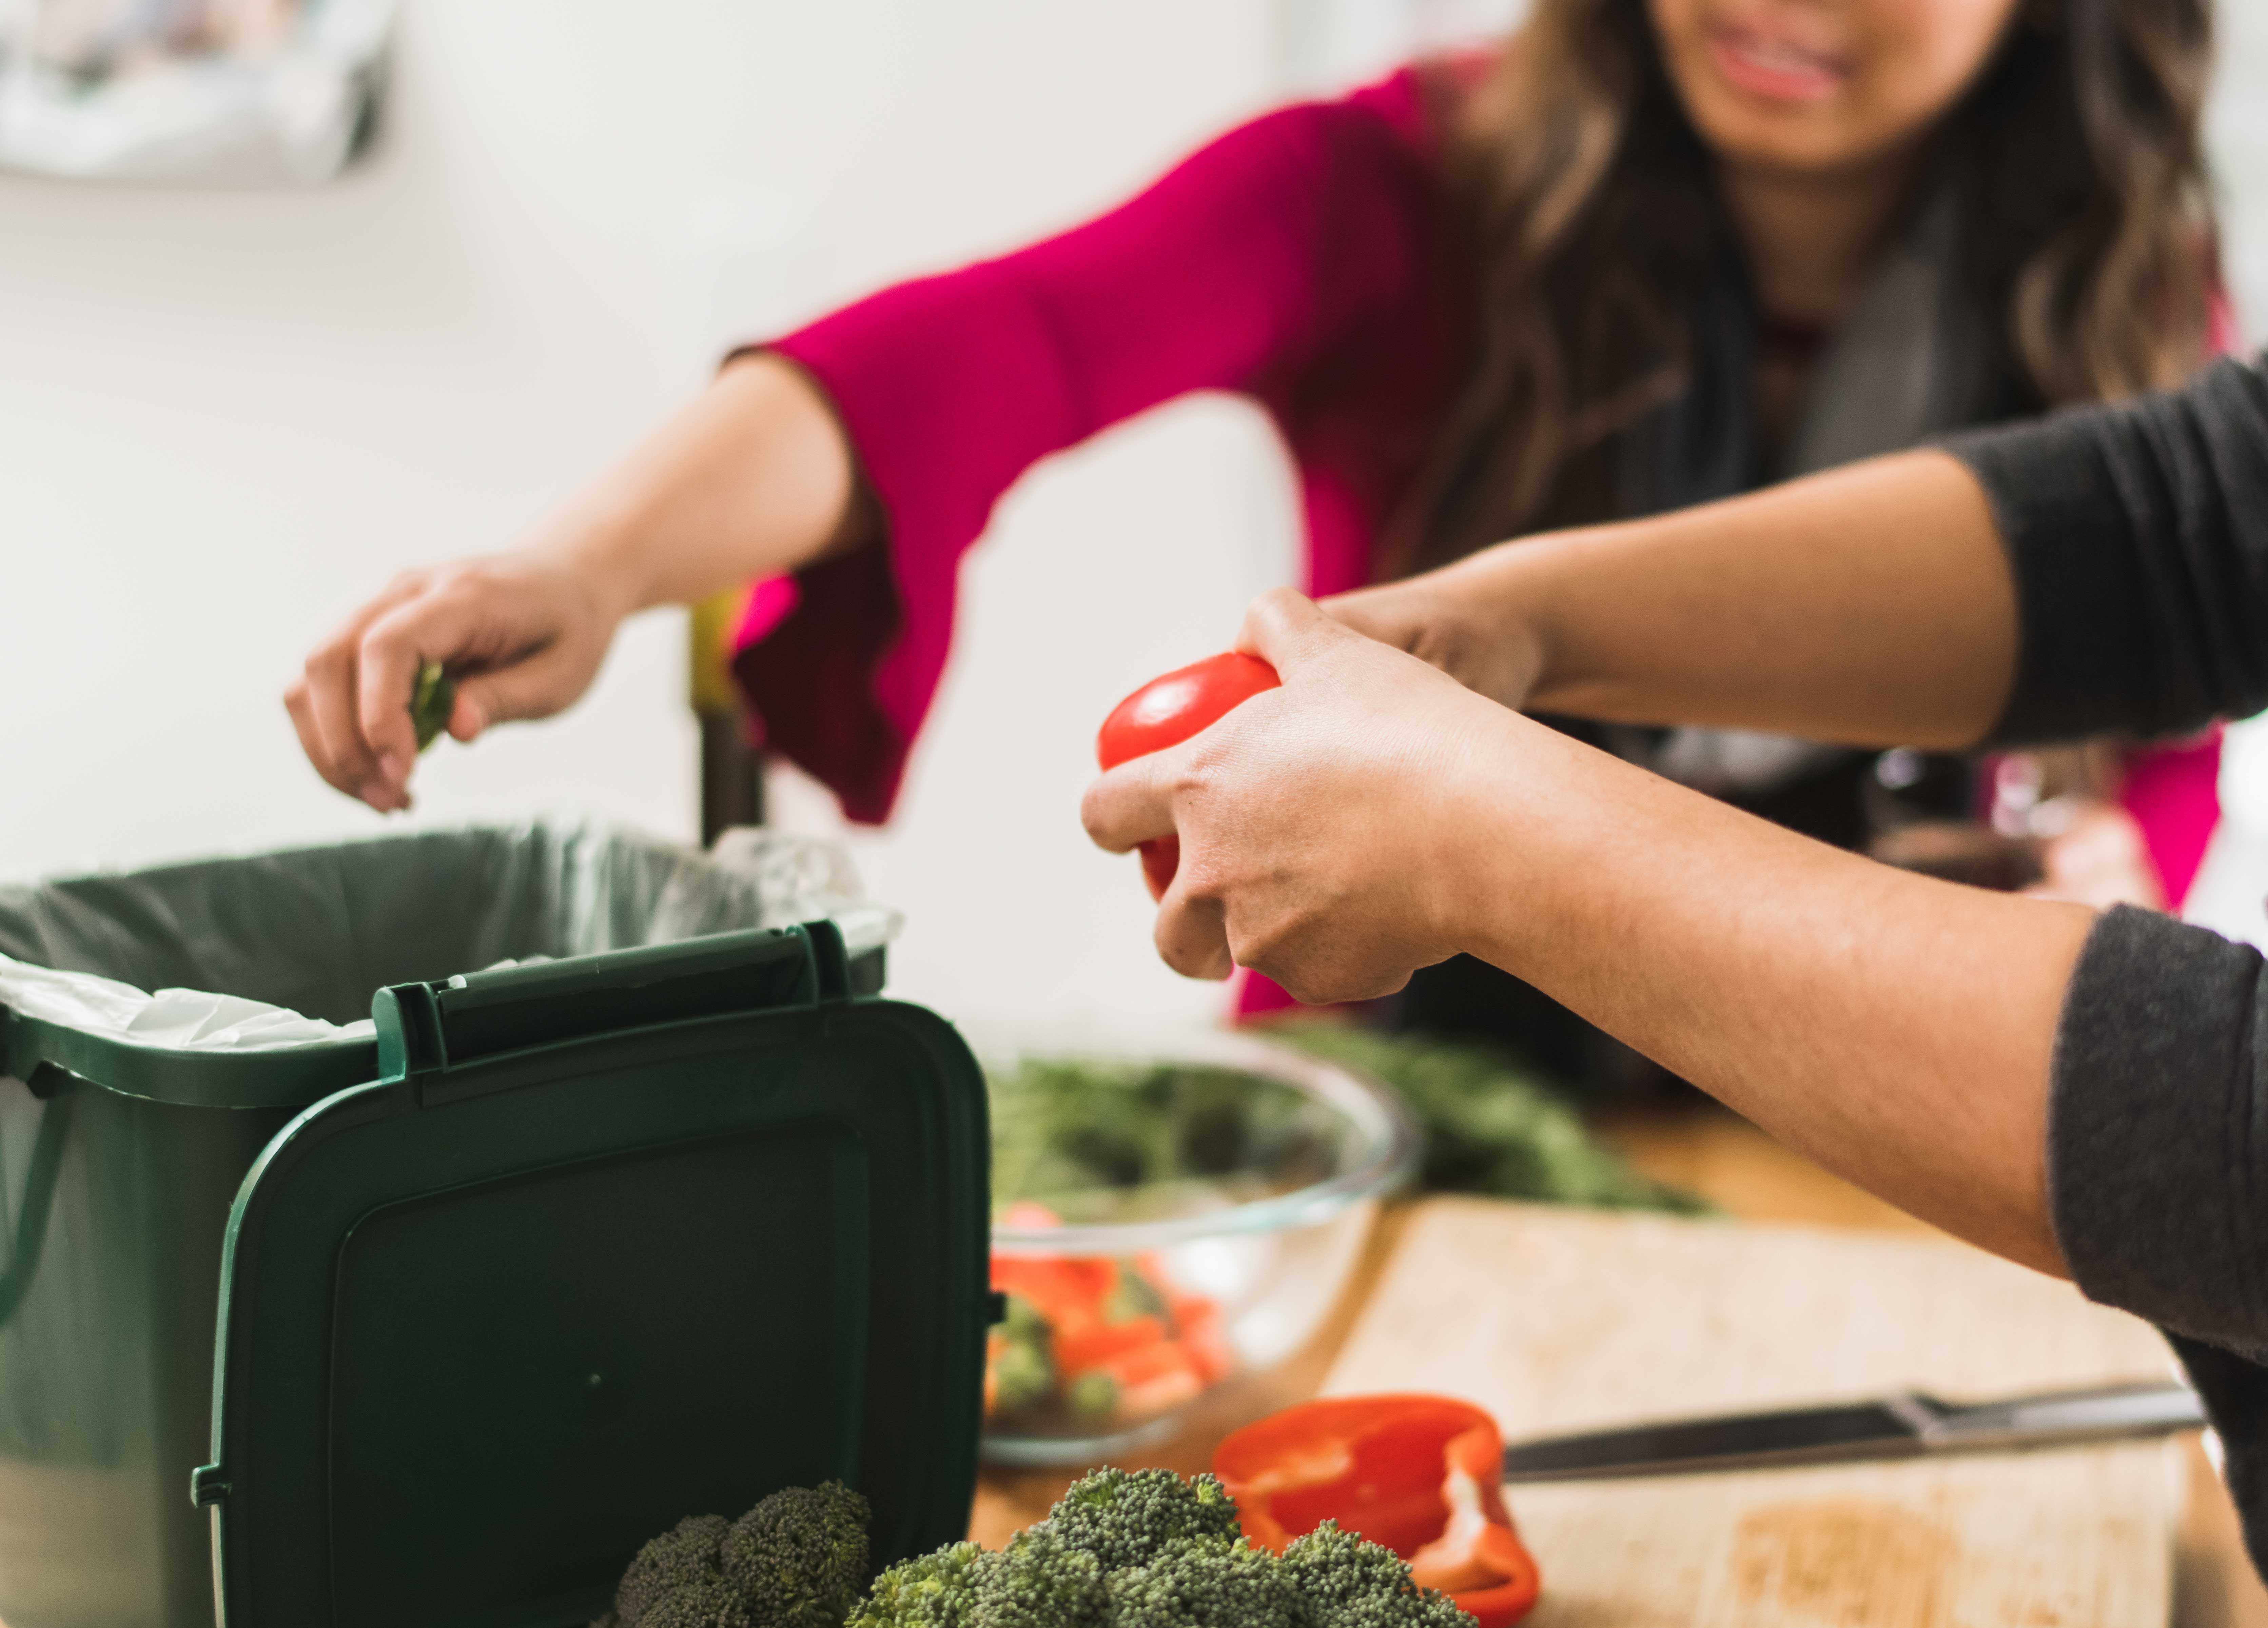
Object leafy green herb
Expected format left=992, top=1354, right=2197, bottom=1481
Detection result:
left=985, top=1033, right=1701, bottom=1219
left=987, top=1058, right=1346, bottom=1223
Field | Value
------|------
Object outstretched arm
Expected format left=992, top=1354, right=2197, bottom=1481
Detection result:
left=1330, top=355, right=2268, bottom=751
left=289, top=72, right=1452, bottom=819
left=286, top=353, right=859, bottom=811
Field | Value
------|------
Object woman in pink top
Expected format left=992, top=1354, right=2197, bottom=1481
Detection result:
left=289, top=0, right=2226, bottom=1069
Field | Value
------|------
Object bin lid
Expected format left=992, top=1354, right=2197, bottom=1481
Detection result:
left=193, top=921, right=992, bottom=1628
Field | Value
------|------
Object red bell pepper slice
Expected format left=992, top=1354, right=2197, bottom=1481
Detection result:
left=1213, top=1394, right=1541, bottom=1627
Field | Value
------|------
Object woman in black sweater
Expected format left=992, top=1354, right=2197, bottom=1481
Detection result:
left=1081, top=352, right=2268, bottom=1572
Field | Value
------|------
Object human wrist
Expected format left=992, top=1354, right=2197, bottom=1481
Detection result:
left=1412, top=696, right=1544, bottom=959
left=1426, top=541, right=1560, bottom=710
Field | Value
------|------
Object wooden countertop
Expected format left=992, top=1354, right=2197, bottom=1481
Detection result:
left=972, top=1101, right=2268, bottom=1628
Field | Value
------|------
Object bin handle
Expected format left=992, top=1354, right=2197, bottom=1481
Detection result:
left=374, top=921, right=858, bottom=1084
left=0, top=1067, right=73, bottom=1329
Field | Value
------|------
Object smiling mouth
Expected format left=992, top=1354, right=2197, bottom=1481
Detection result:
left=1703, top=22, right=1851, bottom=104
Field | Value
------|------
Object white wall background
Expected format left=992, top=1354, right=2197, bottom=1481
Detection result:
left=2, top=0, right=2266, bottom=1026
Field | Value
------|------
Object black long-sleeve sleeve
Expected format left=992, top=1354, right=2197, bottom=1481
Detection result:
left=1939, top=354, right=2268, bottom=1574
left=1945, top=351, right=2268, bottom=747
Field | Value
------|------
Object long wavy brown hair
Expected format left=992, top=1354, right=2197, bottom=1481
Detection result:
left=1408, top=0, right=2216, bottom=565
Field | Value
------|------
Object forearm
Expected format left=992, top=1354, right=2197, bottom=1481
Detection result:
left=1349, top=358, right=2268, bottom=750
left=1483, top=449, right=2017, bottom=747
left=526, top=352, right=863, bottom=620
left=1447, top=707, right=2090, bottom=1270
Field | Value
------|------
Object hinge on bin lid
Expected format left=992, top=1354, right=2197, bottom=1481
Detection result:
left=190, top=1461, right=229, bottom=1508
left=805, top=917, right=854, bottom=1002
left=372, top=982, right=448, bottom=1090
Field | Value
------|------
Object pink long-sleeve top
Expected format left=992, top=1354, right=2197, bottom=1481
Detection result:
left=730, top=68, right=2224, bottom=909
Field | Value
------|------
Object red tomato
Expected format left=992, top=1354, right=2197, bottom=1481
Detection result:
left=1095, top=652, right=1281, bottom=899
left=1214, top=1394, right=1542, bottom=1627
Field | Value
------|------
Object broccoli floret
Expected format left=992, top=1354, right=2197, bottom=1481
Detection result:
left=991, top=1298, right=1056, bottom=1414
left=615, top=1514, right=731, bottom=1626
left=1067, top=1370, right=1119, bottom=1418
left=849, top=1470, right=1482, bottom=1628
left=963, top=1527, right=1110, bottom=1628
left=609, top=1485, right=877, bottom=1628
left=1281, top=1522, right=1473, bottom=1628
left=850, top=1540, right=993, bottom=1628
left=639, top=1579, right=753, bottom=1628
left=1108, top=1536, right=1300, bottom=1628
left=719, top=1480, right=872, bottom=1628
left=1039, top=1469, right=1243, bottom=1572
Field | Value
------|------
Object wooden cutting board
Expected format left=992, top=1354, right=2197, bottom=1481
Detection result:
left=1324, top=1198, right=2186, bottom=1628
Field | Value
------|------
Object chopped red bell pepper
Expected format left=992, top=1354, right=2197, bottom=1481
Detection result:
left=1053, top=1315, right=1170, bottom=1373
left=991, top=1248, right=1116, bottom=1312
left=1213, top=1394, right=1541, bottom=1628
left=1167, top=1294, right=1235, bottom=1385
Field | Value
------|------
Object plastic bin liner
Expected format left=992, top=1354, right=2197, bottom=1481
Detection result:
left=0, top=815, right=898, bottom=1050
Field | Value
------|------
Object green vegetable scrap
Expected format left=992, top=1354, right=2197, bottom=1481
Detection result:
left=600, top=1482, right=871, bottom=1628
left=1268, top=1025, right=1706, bottom=1213
left=410, top=659, right=456, bottom=751
left=853, top=1468, right=1475, bottom=1628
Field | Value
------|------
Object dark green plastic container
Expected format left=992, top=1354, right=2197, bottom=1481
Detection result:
left=0, top=825, right=990, bottom=1628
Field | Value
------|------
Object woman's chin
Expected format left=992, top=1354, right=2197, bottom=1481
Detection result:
left=1676, top=85, right=1917, bottom=184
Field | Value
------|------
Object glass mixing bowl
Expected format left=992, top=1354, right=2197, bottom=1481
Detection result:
left=978, top=1025, right=1419, bottom=1466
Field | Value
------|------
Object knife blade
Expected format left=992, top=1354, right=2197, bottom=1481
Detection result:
left=1499, top=1380, right=2205, bottom=1483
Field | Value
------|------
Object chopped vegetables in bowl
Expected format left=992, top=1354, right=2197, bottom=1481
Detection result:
left=979, top=1029, right=1420, bottom=1464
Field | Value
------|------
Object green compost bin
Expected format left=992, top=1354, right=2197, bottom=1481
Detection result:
left=0, top=821, right=991, bottom=1628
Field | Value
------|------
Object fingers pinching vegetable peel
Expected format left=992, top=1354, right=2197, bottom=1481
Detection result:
left=409, top=660, right=457, bottom=752
left=1096, top=652, right=1280, bottom=899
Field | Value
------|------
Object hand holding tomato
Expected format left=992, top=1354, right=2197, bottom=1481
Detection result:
left=1083, top=591, right=1520, bottom=997
left=1095, top=652, right=1280, bottom=898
